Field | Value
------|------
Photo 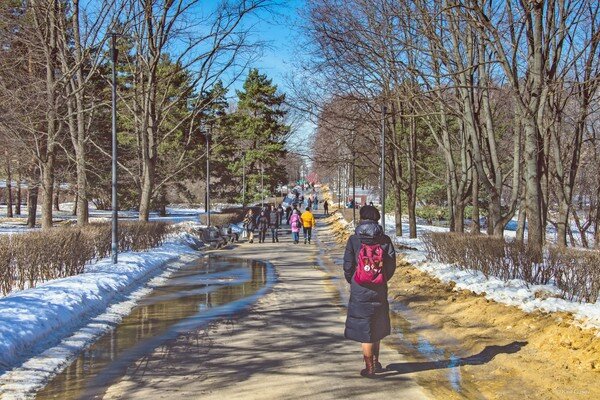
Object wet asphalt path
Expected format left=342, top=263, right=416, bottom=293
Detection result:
left=101, top=215, right=429, bottom=400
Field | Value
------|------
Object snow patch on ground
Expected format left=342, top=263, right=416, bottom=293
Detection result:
left=0, top=227, right=202, bottom=376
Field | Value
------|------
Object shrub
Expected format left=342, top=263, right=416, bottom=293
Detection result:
left=200, top=212, right=244, bottom=227
left=0, top=221, right=172, bottom=296
left=416, top=205, right=449, bottom=223
left=422, top=232, right=600, bottom=303
left=549, top=247, right=600, bottom=303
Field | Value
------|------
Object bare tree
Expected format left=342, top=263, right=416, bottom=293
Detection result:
left=119, top=0, right=271, bottom=221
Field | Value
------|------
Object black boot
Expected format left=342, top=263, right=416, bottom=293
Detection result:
left=360, top=355, right=375, bottom=378
left=373, top=355, right=385, bottom=373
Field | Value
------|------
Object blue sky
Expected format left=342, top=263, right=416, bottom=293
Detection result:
left=233, top=0, right=306, bottom=93
left=233, top=0, right=314, bottom=142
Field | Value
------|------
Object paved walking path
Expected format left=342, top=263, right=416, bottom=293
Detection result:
left=103, top=215, right=429, bottom=399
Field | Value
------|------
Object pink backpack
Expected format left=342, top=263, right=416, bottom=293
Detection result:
left=354, top=243, right=386, bottom=285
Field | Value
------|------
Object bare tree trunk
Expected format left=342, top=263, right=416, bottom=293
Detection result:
left=455, top=202, right=465, bottom=233
left=27, top=182, right=38, bottom=228
left=556, top=200, right=569, bottom=247
left=595, top=188, right=600, bottom=249
left=5, top=150, right=13, bottom=218
left=407, top=187, right=417, bottom=238
left=70, top=0, right=89, bottom=225
left=15, top=177, right=21, bottom=216
left=391, top=112, right=403, bottom=237
left=394, top=183, right=403, bottom=236
left=470, top=165, right=480, bottom=234
left=33, top=0, right=59, bottom=230
left=523, top=122, right=544, bottom=251
left=139, top=160, right=155, bottom=221
left=53, top=182, right=60, bottom=211
left=446, top=169, right=455, bottom=232
left=516, top=187, right=527, bottom=242
left=72, top=193, right=78, bottom=216
left=40, top=156, right=55, bottom=229
left=407, top=117, right=418, bottom=238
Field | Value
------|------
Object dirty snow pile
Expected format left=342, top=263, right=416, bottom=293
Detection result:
left=384, top=219, right=600, bottom=332
left=0, top=226, right=203, bottom=374
left=332, top=210, right=352, bottom=229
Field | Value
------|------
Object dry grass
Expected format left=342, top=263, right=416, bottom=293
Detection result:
left=387, top=261, right=600, bottom=399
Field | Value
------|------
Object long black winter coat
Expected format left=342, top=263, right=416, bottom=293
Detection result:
left=269, top=211, right=280, bottom=228
left=343, top=220, right=396, bottom=343
left=257, top=215, right=269, bottom=231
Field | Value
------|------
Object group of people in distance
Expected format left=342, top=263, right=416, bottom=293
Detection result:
left=242, top=202, right=318, bottom=244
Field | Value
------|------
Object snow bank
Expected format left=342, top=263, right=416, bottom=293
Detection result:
left=0, top=229, right=202, bottom=372
left=389, top=222, right=600, bottom=333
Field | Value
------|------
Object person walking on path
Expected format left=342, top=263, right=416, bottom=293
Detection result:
left=289, top=209, right=301, bottom=244
left=285, top=204, right=293, bottom=225
left=243, top=209, right=256, bottom=243
left=313, top=195, right=319, bottom=211
left=257, top=211, right=269, bottom=243
left=269, top=208, right=280, bottom=243
left=277, top=204, right=285, bottom=225
left=323, top=200, right=329, bottom=215
left=342, top=205, right=396, bottom=378
left=300, top=207, right=316, bottom=244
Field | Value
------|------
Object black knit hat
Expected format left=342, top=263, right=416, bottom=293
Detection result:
left=359, top=205, right=380, bottom=221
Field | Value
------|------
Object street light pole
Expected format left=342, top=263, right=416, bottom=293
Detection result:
left=261, top=164, right=265, bottom=206
left=381, top=105, right=387, bottom=231
left=111, top=32, right=119, bottom=264
left=242, top=153, right=246, bottom=208
left=352, top=151, right=356, bottom=223
left=338, top=166, right=341, bottom=209
left=205, top=124, right=211, bottom=227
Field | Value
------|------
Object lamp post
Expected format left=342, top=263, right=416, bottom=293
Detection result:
left=241, top=152, right=246, bottom=208
left=204, top=123, right=211, bottom=227
left=352, top=150, right=356, bottom=223
left=261, top=164, right=265, bottom=207
left=111, top=32, right=119, bottom=264
left=338, top=166, right=341, bottom=209
left=381, top=105, right=387, bottom=231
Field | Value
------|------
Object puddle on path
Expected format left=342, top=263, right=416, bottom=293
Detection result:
left=35, top=255, right=269, bottom=400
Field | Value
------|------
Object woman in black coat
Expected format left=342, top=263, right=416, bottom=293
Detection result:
left=257, top=211, right=270, bottom=243
left=343, top=205, right=396, bottom=377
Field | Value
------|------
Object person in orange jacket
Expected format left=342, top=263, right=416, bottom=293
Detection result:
left=300, top=207, right=316, bottom=244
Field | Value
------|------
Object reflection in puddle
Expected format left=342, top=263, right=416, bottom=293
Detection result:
left=447, top=354, right=462, bottom=392
left=36, top=256, right=268, bottom=400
